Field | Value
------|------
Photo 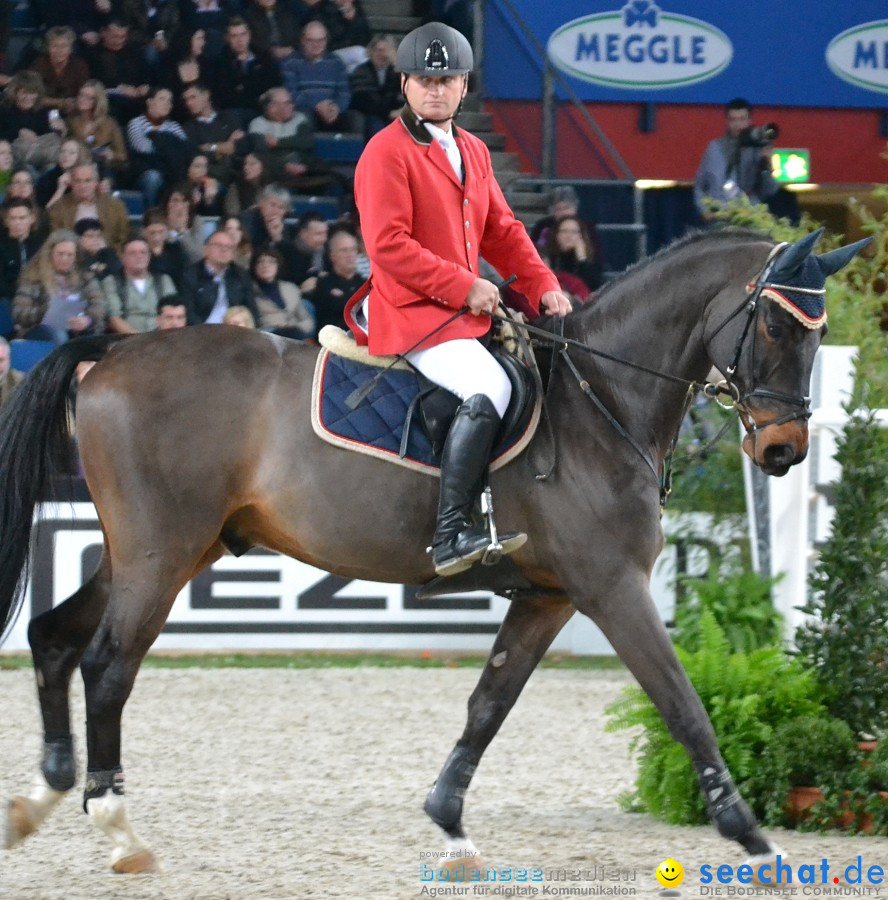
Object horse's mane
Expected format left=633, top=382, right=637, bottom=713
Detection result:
left=535, top=227, right=773, bottom=332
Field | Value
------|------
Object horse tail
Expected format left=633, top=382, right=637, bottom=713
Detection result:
left=0, top=334, right=127, bottom=646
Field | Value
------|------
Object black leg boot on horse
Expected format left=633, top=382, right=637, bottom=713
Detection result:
left=431, top=394, right=526, bottom=576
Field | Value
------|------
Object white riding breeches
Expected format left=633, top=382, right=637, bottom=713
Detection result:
left=406, top=338, right=512, bottom=419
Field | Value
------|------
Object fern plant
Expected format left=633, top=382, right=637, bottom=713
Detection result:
left=606, top=610, right=826, bottom=825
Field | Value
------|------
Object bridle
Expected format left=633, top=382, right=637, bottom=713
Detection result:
left=703, top=241, right=819, bottom=438
left=491, top=240, right=823, bottom=499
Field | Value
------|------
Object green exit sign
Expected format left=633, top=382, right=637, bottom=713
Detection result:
left=770, top=149, right=810, bottom=183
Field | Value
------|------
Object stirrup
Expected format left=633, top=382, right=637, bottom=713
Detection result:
left=480, top=485, right=502, bottom=565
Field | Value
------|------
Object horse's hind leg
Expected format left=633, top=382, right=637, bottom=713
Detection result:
left=6, top=552, right=112, bottom=849
left=425, top=592, right=574, bottom=858
left=79, top=545, right=219, bottom=874
left=586, top=581, right=777, bottom=860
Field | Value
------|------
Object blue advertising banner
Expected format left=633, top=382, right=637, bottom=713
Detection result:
left=485, top=0, right=888, bottom=108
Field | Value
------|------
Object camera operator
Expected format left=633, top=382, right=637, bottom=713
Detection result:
left=694, top=97, right=779, bottom=223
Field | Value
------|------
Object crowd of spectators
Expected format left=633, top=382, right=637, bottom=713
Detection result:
left=0, top=1, right=412, bottom=388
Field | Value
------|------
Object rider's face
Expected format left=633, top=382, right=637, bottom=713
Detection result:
left=403, top=74, right=466, bottom=124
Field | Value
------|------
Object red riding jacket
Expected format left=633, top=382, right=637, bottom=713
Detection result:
left=346, top=109, right=560, bottom=356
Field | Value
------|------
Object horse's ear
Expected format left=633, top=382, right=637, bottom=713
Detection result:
left=769, top=228, right=825, bottom=280
left=815, top=236, right=874, bottom=277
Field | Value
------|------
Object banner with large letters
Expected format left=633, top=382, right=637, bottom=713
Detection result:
left=486, top=0, right=888, bottom=108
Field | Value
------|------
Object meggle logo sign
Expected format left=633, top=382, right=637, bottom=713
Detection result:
left=827, top=20, right=888, bottom=94
left=546, top=0, right=733, bottom=90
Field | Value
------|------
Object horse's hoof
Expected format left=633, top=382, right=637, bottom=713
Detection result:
left=747, top=847, right=786, bottom=886
left=111, top=848, right=160, bottom=874
left=6, top=796, right=38, bottom=848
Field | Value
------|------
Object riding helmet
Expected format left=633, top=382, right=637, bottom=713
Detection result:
left=396, top=22, right=474, bottom=76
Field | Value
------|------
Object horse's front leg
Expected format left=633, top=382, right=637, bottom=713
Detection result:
left=425, top=592, right=574, bottom=861
left=579, top=573, right=778, bottom=861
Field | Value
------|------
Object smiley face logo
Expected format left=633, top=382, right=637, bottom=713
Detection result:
left=656, top=858, right=685, bottom=888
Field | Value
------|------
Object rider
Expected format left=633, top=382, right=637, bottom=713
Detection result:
left=346, top=22, right=571, bottom=577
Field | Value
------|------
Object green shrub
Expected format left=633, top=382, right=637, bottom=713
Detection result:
left=606, top=611, right=825, bottom=825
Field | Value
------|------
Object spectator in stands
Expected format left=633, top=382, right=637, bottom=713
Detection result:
left=126, top=86, right=190, bottom=208
left=49, top=162, right=130, bottom=251
left=212, top=17, right=281, bottom=121
left=240, top=185, right=297, bottom=273
left=181, top=82, right=247, bottom=185
left=244, top=0, right=301, bottom=62
left=180, top=229, right=259, bottom=324
left=349, top=34, right=401, bottom=141
left=321, top=0, right=371, bottom=73
left=289, top=209, right=328, bottom=294
left=102, top=236, right=179, bottom=333
left=156, top=295, right=188, bottom=329
left=222, top=305, right=256, bottom=327
left=183, top=152, right=225, bottom=216
left=160, top=27, right=213, bottom=119
left=29, top=26, right=91, bottom=114
left=0, top=71, right=68, bottom=170
left=311, top=226, right=362, bottom=332
left=282, top=21, right=357, bottom=133
left=159, top=185, right=205, bottom=262
left=247, top=86, right=320, bottom=185
left=13, top=228, right=106, bottom=342
left=38, top=138, right=92, bottom=209
left=76, top=217, right=122, bottom=280
left=43, top=0, right=114, bottom=49
left=221, top=215, right=253, bottom=269
left=250, top=244, right=315, bottom=337
left=694, top=97, right=779, bottom=223
left=223, top=151, right=269, bottom=216
left=291, top=0, right=336, bottom=27
left=180, top=0, right=233, bottom=61
left=2, top=169, right=47, bottom=239
left=85, top=19, right=152, bottom=122
left=0, top=141, right=13, bottom=198
left=542, top=215, right=603, bottom=300
left=141, top=207, right=188, bottom=288
left=0, top=336, right=24, bottom=406
left=0, top=200, right=42, bottom=304
left=66, top=80, right=129, bottom=176
left=530, top=184, right=606, bottom=274
left=118, top=0, right=180, bottom=55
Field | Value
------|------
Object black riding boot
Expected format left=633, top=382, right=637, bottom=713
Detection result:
left=431, top=394, right=526, bottom=576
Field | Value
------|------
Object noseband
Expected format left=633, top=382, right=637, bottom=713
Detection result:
left=706, top=242, right=818, bottom=437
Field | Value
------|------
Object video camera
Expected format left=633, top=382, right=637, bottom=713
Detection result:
left=739, top=122, right=779, bottom=148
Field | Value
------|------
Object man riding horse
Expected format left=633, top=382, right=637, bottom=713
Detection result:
left=346, top=22, right=571, bottom=576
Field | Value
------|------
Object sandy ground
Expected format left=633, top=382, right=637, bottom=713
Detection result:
left=1, top=666, right=886, bottom=900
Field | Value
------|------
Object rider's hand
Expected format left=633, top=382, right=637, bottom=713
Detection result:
left=540, top=290, right=572, bottom=317
left=465, top=278, right=501, bottom=316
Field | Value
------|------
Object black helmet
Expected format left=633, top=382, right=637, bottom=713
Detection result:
left=396, top=22, right=473, bottom=76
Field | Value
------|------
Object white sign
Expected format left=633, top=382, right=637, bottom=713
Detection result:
left=827, top=19, right=888, bottom=94
left=546, top=2, right=733, bottom=90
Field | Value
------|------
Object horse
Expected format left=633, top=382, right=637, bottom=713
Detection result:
left=0, top=227, right=867, bottom=875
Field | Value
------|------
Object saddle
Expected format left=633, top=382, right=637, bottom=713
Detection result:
left=311, top=325, right=540, bottom=475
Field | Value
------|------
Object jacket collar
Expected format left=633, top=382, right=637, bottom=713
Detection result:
left=398, top=106, right=461, bottom=146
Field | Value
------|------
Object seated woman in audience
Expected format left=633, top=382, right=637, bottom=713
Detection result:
left=542, top=214, right=603, bottom=302
left=222, top=305, right=256, bottom=328
left=38, top=139, right=92, bottom=208
left=161, top=27, right=212, bottom=120
left=0, top=71, right=68, bottom=171
left=250, top=244, right=315, bottom=339
left=183, top=152, right=225, bottom=217
left=13, top=229, right=105, bottom=343
left=66, top=81, right=129, bottom=178
left=221, top=215, right=253, bottom=270
left=223, top=152, right=269, bottom=217
left=159, top=184, right=206, bottom=263
left=126, top=87, right=189, bottom=208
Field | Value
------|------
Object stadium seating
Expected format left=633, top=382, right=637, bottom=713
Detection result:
left=9, top=339, right=54, bottom=373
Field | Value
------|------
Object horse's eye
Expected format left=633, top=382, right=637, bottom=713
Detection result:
left=766, top=323, right=783, bottom=340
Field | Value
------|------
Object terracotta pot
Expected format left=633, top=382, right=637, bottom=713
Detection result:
left=786, top=786, right=888, bottom=833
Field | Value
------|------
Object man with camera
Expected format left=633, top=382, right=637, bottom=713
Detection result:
left=694, top=97, right=779, bottom=223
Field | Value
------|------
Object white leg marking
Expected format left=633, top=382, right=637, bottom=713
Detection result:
left=86, top=792, right=150, bottom=867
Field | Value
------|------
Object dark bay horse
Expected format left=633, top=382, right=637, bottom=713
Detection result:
left=0, top=228, right=867, bottom=874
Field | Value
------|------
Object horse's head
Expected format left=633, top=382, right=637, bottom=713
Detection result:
left=706, top=230, right=871, bottom=477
